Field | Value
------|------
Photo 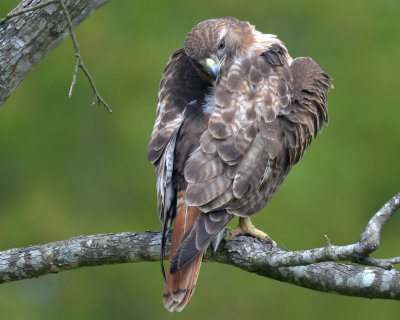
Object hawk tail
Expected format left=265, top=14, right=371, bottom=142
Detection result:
left=163, top=199, right=233, bottom=311
left=169, top=210, right=233, bottom=274
left=163, top=250, right=203, bottom=312
left=163, top=204, right=202, bottom=312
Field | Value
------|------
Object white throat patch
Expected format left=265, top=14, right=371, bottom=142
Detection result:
left=202, top=90, right=216, bottom=114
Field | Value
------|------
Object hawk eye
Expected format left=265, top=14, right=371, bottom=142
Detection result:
left=218, top=39, right=225, bottom=50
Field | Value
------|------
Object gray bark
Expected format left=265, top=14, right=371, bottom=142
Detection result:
left=0, top=193, right=399, bottom=300
left=0, top=0, right=111, bottom=106
left=0, top=230, right=399, bottom=300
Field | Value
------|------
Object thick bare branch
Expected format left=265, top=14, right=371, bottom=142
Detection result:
left=209, top=236, right=400, bottom=300
left=0, top=231, right=163, bottom=284
left=0, top=192, right=399, bottom=300
left=0, top=230, right=399, bottom=300
left=0, top=0, right=111, bottom=106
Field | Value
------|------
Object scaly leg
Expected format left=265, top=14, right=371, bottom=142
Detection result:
left=224, top=217, right=277, bottom=247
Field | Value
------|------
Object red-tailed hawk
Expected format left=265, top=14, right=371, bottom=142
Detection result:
left=148, top=17, right=332, bottom=312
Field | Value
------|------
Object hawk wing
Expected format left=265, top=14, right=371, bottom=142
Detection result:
left=147, top=48, right=210, bottom=278
left=148, top=48, right=209, bottom=223
left=170, top=45, right=332, bottom=272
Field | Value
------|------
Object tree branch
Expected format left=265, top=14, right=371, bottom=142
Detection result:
left=0, top=0, right=58, bottom=24
left=0, top=192, right=399, bottom=300
left=0, top=0, right=111, bottom=107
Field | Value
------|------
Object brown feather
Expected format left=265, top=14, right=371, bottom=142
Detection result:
left=148, top=48, right=210, bottom=166
left=169, top=211, right=233, bottom=273
left=148, top=17, right=333, bottom=312
left=163, top=203, right=202, bottom=312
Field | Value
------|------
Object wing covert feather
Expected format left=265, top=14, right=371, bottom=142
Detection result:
left=185, top=46, right=332, bottom=217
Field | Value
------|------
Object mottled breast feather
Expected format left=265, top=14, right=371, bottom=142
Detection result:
left=185, top=44, right=332, bottom=217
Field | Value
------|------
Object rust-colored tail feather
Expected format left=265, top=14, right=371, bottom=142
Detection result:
left=163, top=204, right=202, bottom=312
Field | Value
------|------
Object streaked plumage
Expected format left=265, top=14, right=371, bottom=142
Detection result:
left=148, top=17, right=332, bottom=312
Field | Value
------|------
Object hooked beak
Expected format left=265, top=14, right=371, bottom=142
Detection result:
left=204, top=58, right=220, bottom=79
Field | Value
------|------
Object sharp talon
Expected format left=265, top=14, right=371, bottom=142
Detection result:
left=223, top=227, right=238, bottom=241
left=224, top=217, right=276, bottom=246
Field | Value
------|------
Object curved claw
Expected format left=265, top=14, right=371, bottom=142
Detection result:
left=224, top=217, right=277, bottom=247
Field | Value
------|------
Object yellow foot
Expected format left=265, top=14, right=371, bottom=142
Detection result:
left=224, top=217, right=277, bottom=247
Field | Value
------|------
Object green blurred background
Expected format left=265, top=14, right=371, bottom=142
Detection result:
left=0, top=0, right=399, bottom=319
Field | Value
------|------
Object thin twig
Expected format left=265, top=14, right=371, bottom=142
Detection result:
left=0, top=0, right=58, bottom=25
left=324, top=234, right=332, bottom=246
left=385, top=257, right=400, bottom=264
left=0, top=0, right=111, bottom=112
left=57, top=0, right=112, bottom=113
left=69, top=58, right=80, bottom=97
left=350, top=256, right=400, bottom=270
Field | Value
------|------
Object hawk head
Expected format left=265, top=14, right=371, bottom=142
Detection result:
left=183, top=17, right=279, bottom=81
left=184, top=17, right=253, bottom=80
